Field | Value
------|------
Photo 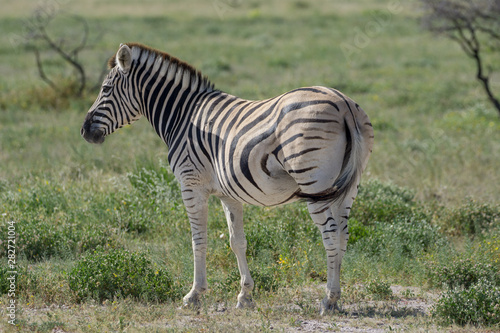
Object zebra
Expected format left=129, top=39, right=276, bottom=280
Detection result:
left=81, top=43, right=374, bottom=314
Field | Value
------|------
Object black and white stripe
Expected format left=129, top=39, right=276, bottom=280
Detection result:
left=82, top=43, right=374, bottom=313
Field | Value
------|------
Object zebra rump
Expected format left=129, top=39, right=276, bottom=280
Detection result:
left=294, top=116, right=361, bottom=205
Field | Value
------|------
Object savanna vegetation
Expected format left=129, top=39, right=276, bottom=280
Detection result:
left=1, top=0, right=499, bottom=331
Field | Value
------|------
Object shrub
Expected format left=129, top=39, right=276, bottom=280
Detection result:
left=347, top=218, right=372, bottom=245
left=432, top=279, right=500, bottom=326
left=128, top=164, right=181, bottom=205
left=0, top=179, right=119, bottom=261
left=245, top=218, right=280, bottom=258
left=74, top=226, right=120, bottom=255
left=436, top=199, right=500, bottom=236
left=364, top=279, right=393, bottom=300
left=123, top=164, right=185, bottom=234
left=428, top=258, right=500, bottom=289
left=473, top=233, right=500, bottom=267
left=244, top=204, right=320, bottom=259
left=68, top=248, right=182, bottom=302
left=251, top=263, right=284, bottom=293
left=215, top=264, right=281, bottom=295
left=0, top=78, right=86, bottom=111
left=14, top=219, right=72, bottom=261
left=358, top=217, right=443, bottom=258
left=18, top=182, right=69, bottom=215
left=352, top=179, right=425, bottom=224
left=6, top=218, right=118, bottom=261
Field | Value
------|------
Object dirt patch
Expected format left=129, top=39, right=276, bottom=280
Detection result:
left=283, top=284, right=439, bottom=332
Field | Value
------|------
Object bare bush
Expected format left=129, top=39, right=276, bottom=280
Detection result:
left=23, top=4, right=104, bottom=97
left=420, top=0, right=500, bottom=115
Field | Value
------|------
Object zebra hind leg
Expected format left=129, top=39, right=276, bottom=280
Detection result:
left=307, top=191, right=354, bottom=315
left=220, top=197, right=255, bottom=309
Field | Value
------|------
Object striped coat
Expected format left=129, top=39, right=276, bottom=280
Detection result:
left=82, top=43, right=374, bottom=314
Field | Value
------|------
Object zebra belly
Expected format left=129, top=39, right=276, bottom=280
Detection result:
left=215, top=151, right=300, bottom=207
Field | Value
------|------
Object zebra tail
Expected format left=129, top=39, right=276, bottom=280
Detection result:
left=296, top=112, right=363, bottom=205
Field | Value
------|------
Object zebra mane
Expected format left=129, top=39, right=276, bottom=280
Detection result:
left=108, top=42, right=214, bottom=93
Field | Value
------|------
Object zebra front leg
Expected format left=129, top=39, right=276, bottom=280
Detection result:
left=220, top=197, right=255, bottom=309
left=182, top=190, right=209, bottom=308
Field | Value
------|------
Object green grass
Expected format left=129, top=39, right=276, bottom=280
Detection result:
left=1, top=0, right=500, bottom=331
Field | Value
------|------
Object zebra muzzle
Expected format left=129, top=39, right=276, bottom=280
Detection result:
left=81, top=121, right=105, bottom=144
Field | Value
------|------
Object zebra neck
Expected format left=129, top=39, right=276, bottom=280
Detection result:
left=138, top=67, right=212, bottom=146
left=166, top=90, right=247, bottom=175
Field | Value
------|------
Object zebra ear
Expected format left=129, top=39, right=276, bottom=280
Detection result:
left=116, top=44, right=132, bottom=73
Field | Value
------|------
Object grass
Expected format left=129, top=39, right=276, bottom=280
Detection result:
left=1, top=0, right=500, bottom=331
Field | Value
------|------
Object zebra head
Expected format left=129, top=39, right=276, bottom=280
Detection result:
left=81, top=44, right=141, bottom=144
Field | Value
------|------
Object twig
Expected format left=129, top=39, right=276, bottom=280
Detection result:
left=34, top=48, right=58, bottom=91
left=38, top=24, right=86, bottom=96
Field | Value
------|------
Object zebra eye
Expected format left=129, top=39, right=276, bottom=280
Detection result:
left=102, top=85, right=112, bottom=94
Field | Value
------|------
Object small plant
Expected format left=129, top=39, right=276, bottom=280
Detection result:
left=128, top=164, right=181, bottom=205
left=251, top=265, right=281, bottom=293
left=401, top=288, right=416, bottom=298
left=347, top=218, right=372, bottom=245
left=68, top=248, right=182, bottom=302
left=0, top=180, right=119, bottom=260
left=358, top=217, right=442, bottom=258
left=432, top=279, right=500, bottom=326
left=14, top=219, right=72, bottom=261
left=5, top=218, right=117, bottom=261
left=352, top=179, right=425, bottom=224
left=364, top=279, right=393, bottom=300
left=428, top=258, right=500, bottom=290
left=436, top=199, right=500, bottom=236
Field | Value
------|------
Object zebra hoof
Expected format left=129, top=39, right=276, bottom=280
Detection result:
left=236, top=295, right=255, bottom=309
left=182, top=300, right=200, bottom=309
left=182, top=293, right=201, bottom=309
left=319, top=297, right=338, bottom=316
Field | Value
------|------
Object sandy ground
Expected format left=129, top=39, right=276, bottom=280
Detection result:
left=11, top=285, right=468, bottom=333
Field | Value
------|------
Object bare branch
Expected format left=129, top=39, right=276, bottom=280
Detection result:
left=453, top=22, right=478, bottom=57
left=419, top=0, right=500, bottom=116
left=34, top=48, right=57, bottom=91
left=22, top=4, right=104, bottom=98
left=37, top=24, right=86, bottom=96
left=69, top=14, right=90, bottom=58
